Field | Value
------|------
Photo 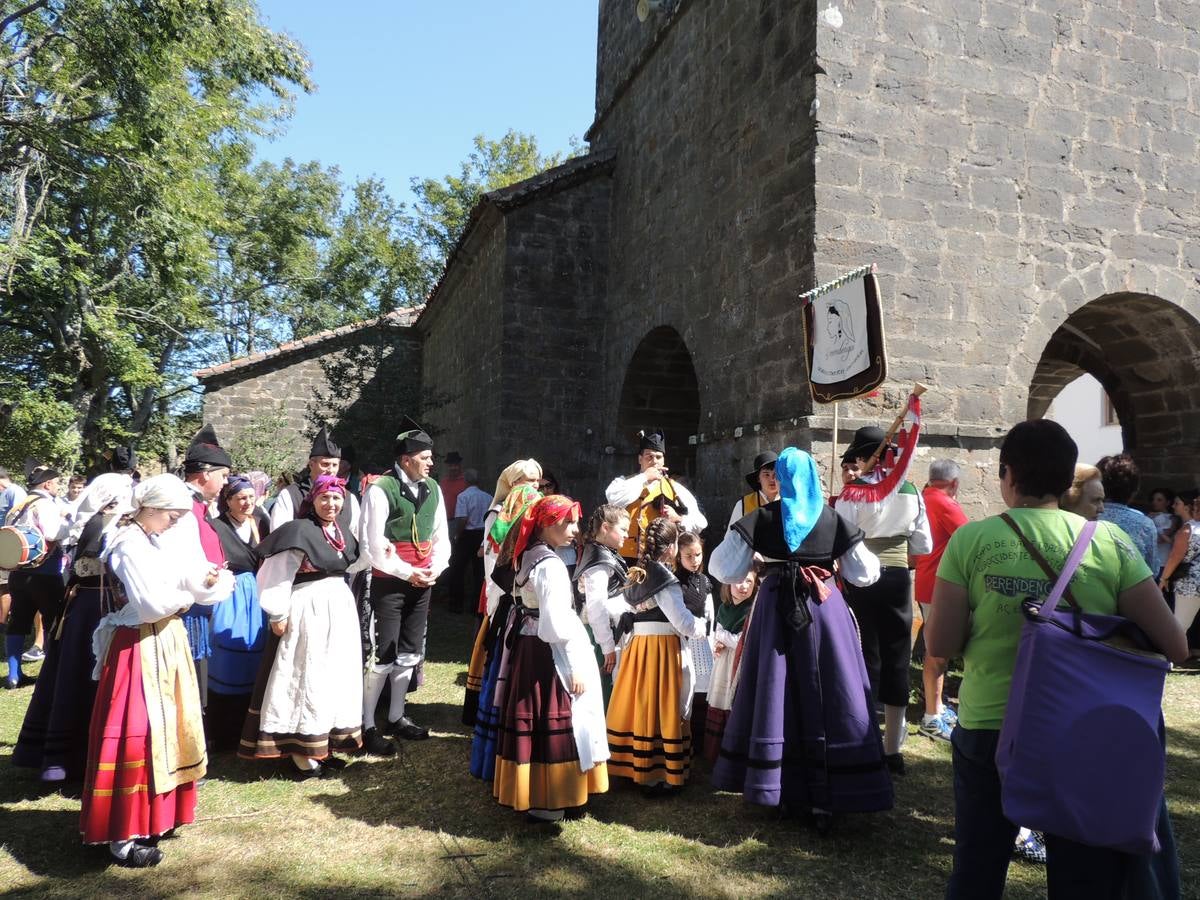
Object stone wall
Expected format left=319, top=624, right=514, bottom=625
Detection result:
left=200, top=318, right=422, bottom=475
left=808, top=0, right=1200, bottom=506
left=498, top=175, right=613, bottom=505
left=590, top=0, right=822, bottom=530
left=417, top=206, right=508, bottom=480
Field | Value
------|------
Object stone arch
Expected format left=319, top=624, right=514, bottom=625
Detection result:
left=1027, top=292, right=1200, bottom=489
left=615, top=326, right=702, bottom=482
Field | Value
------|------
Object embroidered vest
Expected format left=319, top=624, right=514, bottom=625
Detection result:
left=374, top=474, right=439, bottom=568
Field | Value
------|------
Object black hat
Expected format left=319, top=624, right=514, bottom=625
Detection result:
left=841, top=426, right=891, bottom=465
left=309, top=425, right=341, bottom=460
left=109, top=446, right=137, bottom=473
left=637, top=429, right=666, bottom=454
left=27, top=464, right=59, bottom=488
left=394, top=416, right=433, bottom=457
left=184, top=424, right=233, bottom=472
left=445, top=451, right=463, bottom=465
left=745, top=451, right=779, bottom=489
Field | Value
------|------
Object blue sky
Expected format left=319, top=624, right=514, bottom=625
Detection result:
left=253, top=1, right=600, bottom=207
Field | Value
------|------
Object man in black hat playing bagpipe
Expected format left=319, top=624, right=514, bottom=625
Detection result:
left=834, top=417, right=932, bottom=776
left=726, top=451, right=780, bottom=532
left=271, top=425, right=359, bottom=535
left=358, top=417, right=450, bottom=755
left=3, top=464, right=68, bottom=689
left=605, top=428, right=707, bottom=564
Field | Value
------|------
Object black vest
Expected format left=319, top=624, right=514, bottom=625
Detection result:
left=574, top=541, right=628, bottom=612
left=731, top=501, right=863, bottom=566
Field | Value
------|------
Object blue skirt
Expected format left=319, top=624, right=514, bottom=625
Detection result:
left=209, top=571, right=267, bottom=696
left=470, top=600, right=514, bottom=781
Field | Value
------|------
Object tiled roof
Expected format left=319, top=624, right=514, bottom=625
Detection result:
left=194, top=306, right=423, bottom=381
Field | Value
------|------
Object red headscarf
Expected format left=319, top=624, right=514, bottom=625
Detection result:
left=509, top=494, right=581, bottom=566
left=299, top=474, right=347, bottom=518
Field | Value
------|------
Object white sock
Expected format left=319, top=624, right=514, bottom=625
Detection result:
left=884, top=704, right=908, bottom=755
left=110, top=839, right=135, bottom=859
left=388, top=664, right=415, bottom=723
left=363, top=667, right=388, bottom=728
left=291, top=754, right=320, bottom=772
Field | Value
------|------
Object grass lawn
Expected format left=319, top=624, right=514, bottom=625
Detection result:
left=2, top=608, right=1197, bottom=898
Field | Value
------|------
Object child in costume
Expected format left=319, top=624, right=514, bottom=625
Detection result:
left=702, top=569, right=759, bottom=762
left=573, top=504, right=630, bottom=708
left=675, top=532, right=715, bottom=746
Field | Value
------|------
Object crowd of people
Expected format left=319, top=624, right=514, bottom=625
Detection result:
left=0, top=415, right=1192, bottom=898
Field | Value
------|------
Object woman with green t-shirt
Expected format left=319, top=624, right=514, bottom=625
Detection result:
left=926, top=419, right=1187, bottom=900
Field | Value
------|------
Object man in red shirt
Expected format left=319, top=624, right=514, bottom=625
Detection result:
left=914, top=458, right=968, bottom=741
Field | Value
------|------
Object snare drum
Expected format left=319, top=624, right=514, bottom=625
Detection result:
left=0, top=525, right=47, bottom=570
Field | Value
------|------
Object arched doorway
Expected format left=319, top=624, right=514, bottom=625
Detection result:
left=616, top=326, right=701, bottom=482
left=1027, top=293, right=1200, bottom=490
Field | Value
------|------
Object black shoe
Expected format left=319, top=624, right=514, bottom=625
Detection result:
left=320, top=755, right=348, bottom=771
left=885, top=753, right=906, bottom=776
left=524, top=813, right=564, bottom=832
left=3, top=674, right=35, bottom=689
left=361, top=727, right=397, bottom=757
left=112, top=845, right=164, bottom=868
left=387, top=716, right=429, bottom=741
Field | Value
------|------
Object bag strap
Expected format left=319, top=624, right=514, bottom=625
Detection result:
left=999, top=513, right=1095, bottom=614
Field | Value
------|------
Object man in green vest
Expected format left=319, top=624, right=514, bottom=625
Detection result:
left=358, top=417, right=450, bottom=756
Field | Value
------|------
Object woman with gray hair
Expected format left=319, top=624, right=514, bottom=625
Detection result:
left=80, top=474, right=234, bottom=868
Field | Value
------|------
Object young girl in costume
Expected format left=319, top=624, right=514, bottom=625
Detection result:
left=81, top=474, right=234, bottom=868
left=702, top=568, right=759, bottom=762
left=492, top=495, right=609, bottom=823
left=573, top=504, right=630, bottom=708
left=240, top=475, right=363, bottom=775
left=605, top=517, right=705, bottom=794
left=468, top=482, right=542, bottom=780
left=675, top=532, right=715, bottom=747
left=462, top=459, right=542, bottom=725
left=709, top=447, right=892, bottom=830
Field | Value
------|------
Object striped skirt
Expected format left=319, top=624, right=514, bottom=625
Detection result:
left=79, top=621, right=202, bottom=844
left=493, top=632, right=607, bottom=812
left=462, top=613, right=490, bottom=726
left=606, top=630, right=691, bottom=786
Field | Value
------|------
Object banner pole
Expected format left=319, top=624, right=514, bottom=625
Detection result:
left=830, top=401, right=840, bottom=498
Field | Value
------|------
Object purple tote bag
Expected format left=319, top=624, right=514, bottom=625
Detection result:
left=996, top=519, right=1170, bottom=856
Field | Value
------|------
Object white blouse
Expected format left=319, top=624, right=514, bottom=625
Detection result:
left=708, top=528, right=881, bottom=588
left=603, top=580, right=706, bottom=640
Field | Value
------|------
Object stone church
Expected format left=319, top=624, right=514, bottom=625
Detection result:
left=199, top=0, right=1200, bottom=524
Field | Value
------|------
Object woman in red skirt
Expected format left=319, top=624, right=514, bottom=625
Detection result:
left=80, top=474, right=234, bottom=868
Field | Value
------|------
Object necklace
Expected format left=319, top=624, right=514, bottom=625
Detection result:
left=320, top=519, right=346, bottom=554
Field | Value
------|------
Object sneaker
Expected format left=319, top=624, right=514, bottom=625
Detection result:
left=1014, top=830, right=1047, bottom=865
left=940, top=705, right=959, bottom=726
left=919, top=715, right=955, bottom=743
left=21, top=646, right=45, bottom=662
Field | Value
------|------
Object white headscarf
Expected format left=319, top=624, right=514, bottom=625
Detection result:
left=132, top=473, right=193, bottom=512
left=65, top=473, right=134, bottom=546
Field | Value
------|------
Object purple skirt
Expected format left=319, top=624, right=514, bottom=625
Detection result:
left=711, top=571, right=893, bottom=814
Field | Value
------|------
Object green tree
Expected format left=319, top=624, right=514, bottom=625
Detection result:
left=410, top=130, right=574, bottom=266
left=0, top=0, right=311, bottom=464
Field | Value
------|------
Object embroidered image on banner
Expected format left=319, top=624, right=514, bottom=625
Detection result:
left=802, top=268, right=887, bottom=403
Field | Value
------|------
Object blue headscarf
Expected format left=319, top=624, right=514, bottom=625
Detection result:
left=778, top=447, right=825, bottom=552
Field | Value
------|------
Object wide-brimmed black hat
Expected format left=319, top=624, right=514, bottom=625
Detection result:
left=841, top=425, right=892, bottom=464
left=309, top=425, right=341, bottom=460
left=394, top=416, right=433, bottom=456
left=638, top=429, right=666, bottom=453
left=184, top=424, right=232, bottom=472
left=745, top=451, right=779, bottom=489
left=27, top=464, right=60, bottom=488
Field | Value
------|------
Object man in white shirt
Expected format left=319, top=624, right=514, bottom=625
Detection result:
left=446, top=469, right=490, bottom=614
left=358, top=418, right=450, bottom=755
left=270, top=425, right=359, bottom=534
left=4, top=465, right=68, bottom=688
left=604, top=428, right=706, bottom=563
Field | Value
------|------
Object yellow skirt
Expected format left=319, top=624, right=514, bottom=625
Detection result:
left=494, top=758, right=609, bottom=812
left=606, top=633, right=690, bottom=786
left=466, top=614, right=489, bottom=695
